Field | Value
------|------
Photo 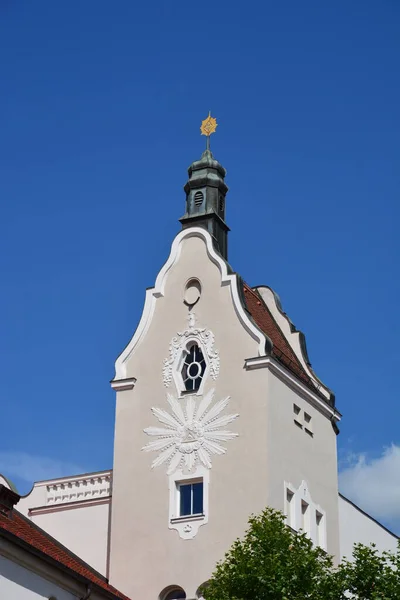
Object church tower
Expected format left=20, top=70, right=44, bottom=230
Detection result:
left=108, top=117, right=341, bottom=600
left=180, top=113, right=229, bottom=259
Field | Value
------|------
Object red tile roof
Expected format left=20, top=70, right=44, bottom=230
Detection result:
left=0, top=506, right=131, bottom=600
left=243, top=283, right=321, bottom=395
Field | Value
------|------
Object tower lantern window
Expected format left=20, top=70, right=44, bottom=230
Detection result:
left=194, top=191, right=204, bottom=207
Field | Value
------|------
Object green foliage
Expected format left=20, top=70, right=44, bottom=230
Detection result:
left=340, top=542, right=400, bottom=599
left=203, top=506, right=400, bottom=600
left=204, top=507, right=340, bottom=600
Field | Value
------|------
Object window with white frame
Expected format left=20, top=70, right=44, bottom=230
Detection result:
left=315, top=510, right=325, bottom=548
left=284, top=480, right=326, bottom=550
left=177, top=479, right=204, bottom=517
left=169, top=467, right=209, bottom=539
left=181, top=343, right=206, bottom=392
left=301, top=500, right=310, bottom=536
left=286, top=488, right=295, bottom=529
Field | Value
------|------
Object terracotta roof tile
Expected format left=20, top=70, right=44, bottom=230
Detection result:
left=0, top=508, right=130, bottom=600
left=243, top=283, right=321, bottom=395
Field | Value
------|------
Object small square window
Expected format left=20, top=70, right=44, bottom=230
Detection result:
left=304, top=413, right=313, bottom=436
left=293, top=404, right=302, bottom=428
left=178, top=480, right=203, bottom=517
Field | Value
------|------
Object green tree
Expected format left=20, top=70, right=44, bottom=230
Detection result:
left=204, top=507, right=343, bottom=600
left=340, top=542, right=400, bottom=599
left=204, top=506, right=400, bottom=600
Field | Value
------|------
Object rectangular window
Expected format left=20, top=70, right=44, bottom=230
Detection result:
left=286, top=489, right=295, bottom=528
left=178, top=480, right=203, bottom=517
left=316, top=510, right=325, bottom=548
left=301, top=500, right=310, bottom=535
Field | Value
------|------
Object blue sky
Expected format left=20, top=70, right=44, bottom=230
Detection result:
left=1, top=1, right=399, bottom=531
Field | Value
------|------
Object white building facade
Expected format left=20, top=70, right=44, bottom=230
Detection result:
left=10, top=146, right=398, bottom=599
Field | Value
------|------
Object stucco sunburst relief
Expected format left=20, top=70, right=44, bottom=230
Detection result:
left=142, top=389, right=239, bottom=474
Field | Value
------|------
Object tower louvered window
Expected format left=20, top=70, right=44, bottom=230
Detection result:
left=194, top=191, right=203, bottom=207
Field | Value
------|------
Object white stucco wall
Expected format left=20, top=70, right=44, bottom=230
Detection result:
left=339, top=494, right=398, bottom=560
left=0, top=554, right=77, bottom=600
left=109, top=228, right=341, bottom=598
left=17, top=473, right=111, bottom=576
left=265, top=371, right=340, bottom=558
left=29, top=502, right=111, bottom=575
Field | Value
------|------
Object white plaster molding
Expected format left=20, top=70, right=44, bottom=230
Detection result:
left=245, top=355, right=341, bottom=422
left=45, top=474, right=111, bottom=506
left=28, top=496, right=111, bottom=516
left=284, top=480, right=326, bottom=550
left=34, top=470, right=112, bottom=487
left=113, top=227, right=267, bottom=381
left=256, top=286, right=331, bottom=401
left=142, top=388, right=239, bottom=475
left=110, top=377, right=136, bottom=391
left=168, top=465, right=209, bottom=539
left=163, top=313, right=219, bottom=396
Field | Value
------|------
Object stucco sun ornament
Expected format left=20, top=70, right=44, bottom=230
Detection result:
left=142, top=389, right=239, bottom=475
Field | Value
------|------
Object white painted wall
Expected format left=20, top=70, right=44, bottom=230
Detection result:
left=29, top=503, right=110, bottom=575
left=339, top=494, right=398, bottom=560
left=0, top=554, right=77, bottom=600
left=17, top=473, right=111, bottom=576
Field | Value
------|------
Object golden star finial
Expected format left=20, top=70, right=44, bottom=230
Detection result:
left=200, top=112, right=218, bottom=137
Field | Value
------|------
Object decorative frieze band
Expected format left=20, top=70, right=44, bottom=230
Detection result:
left=46, top=474, right=111, bottom=506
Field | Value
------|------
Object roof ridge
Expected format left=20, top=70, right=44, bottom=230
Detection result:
left=242, top=281, right=329, bottom=399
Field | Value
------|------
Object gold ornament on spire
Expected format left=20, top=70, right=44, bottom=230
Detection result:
left=200, top=112, right=218, bottom=137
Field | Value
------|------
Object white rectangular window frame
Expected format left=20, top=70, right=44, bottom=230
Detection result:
left=176, top=478, right=204, bottom=517
left=169, top=465, right=209, bottom=539
left=315, top=509, right=326, bottom=550
left=301, top=500, right=310, bottom=537
left=284, top=481, right=297, bottom=529
left=285, top=488, right=295, bottom=529
left=284, top=481, right=327, bottom=550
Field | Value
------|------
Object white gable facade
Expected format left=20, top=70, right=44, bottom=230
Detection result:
left=11, top=149, right=398, bottom=599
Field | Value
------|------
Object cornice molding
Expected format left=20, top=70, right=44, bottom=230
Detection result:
left=255, top=286, right=333, bottom=402
left=245, top=355, right=341, bottom=422
left=113, top=227, right=268, bottom=381
left=110, top=377, right=136, bottom=391
left=28, top=496, right=111, bottom=516
left=34, top=470, right=112, bottom=488
left=44, top=473, right=111, bottom=507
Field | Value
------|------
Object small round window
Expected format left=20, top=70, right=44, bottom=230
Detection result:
left=181, top=343, right=206, bottom=392
left=184, top=278, right=201, bottom=306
